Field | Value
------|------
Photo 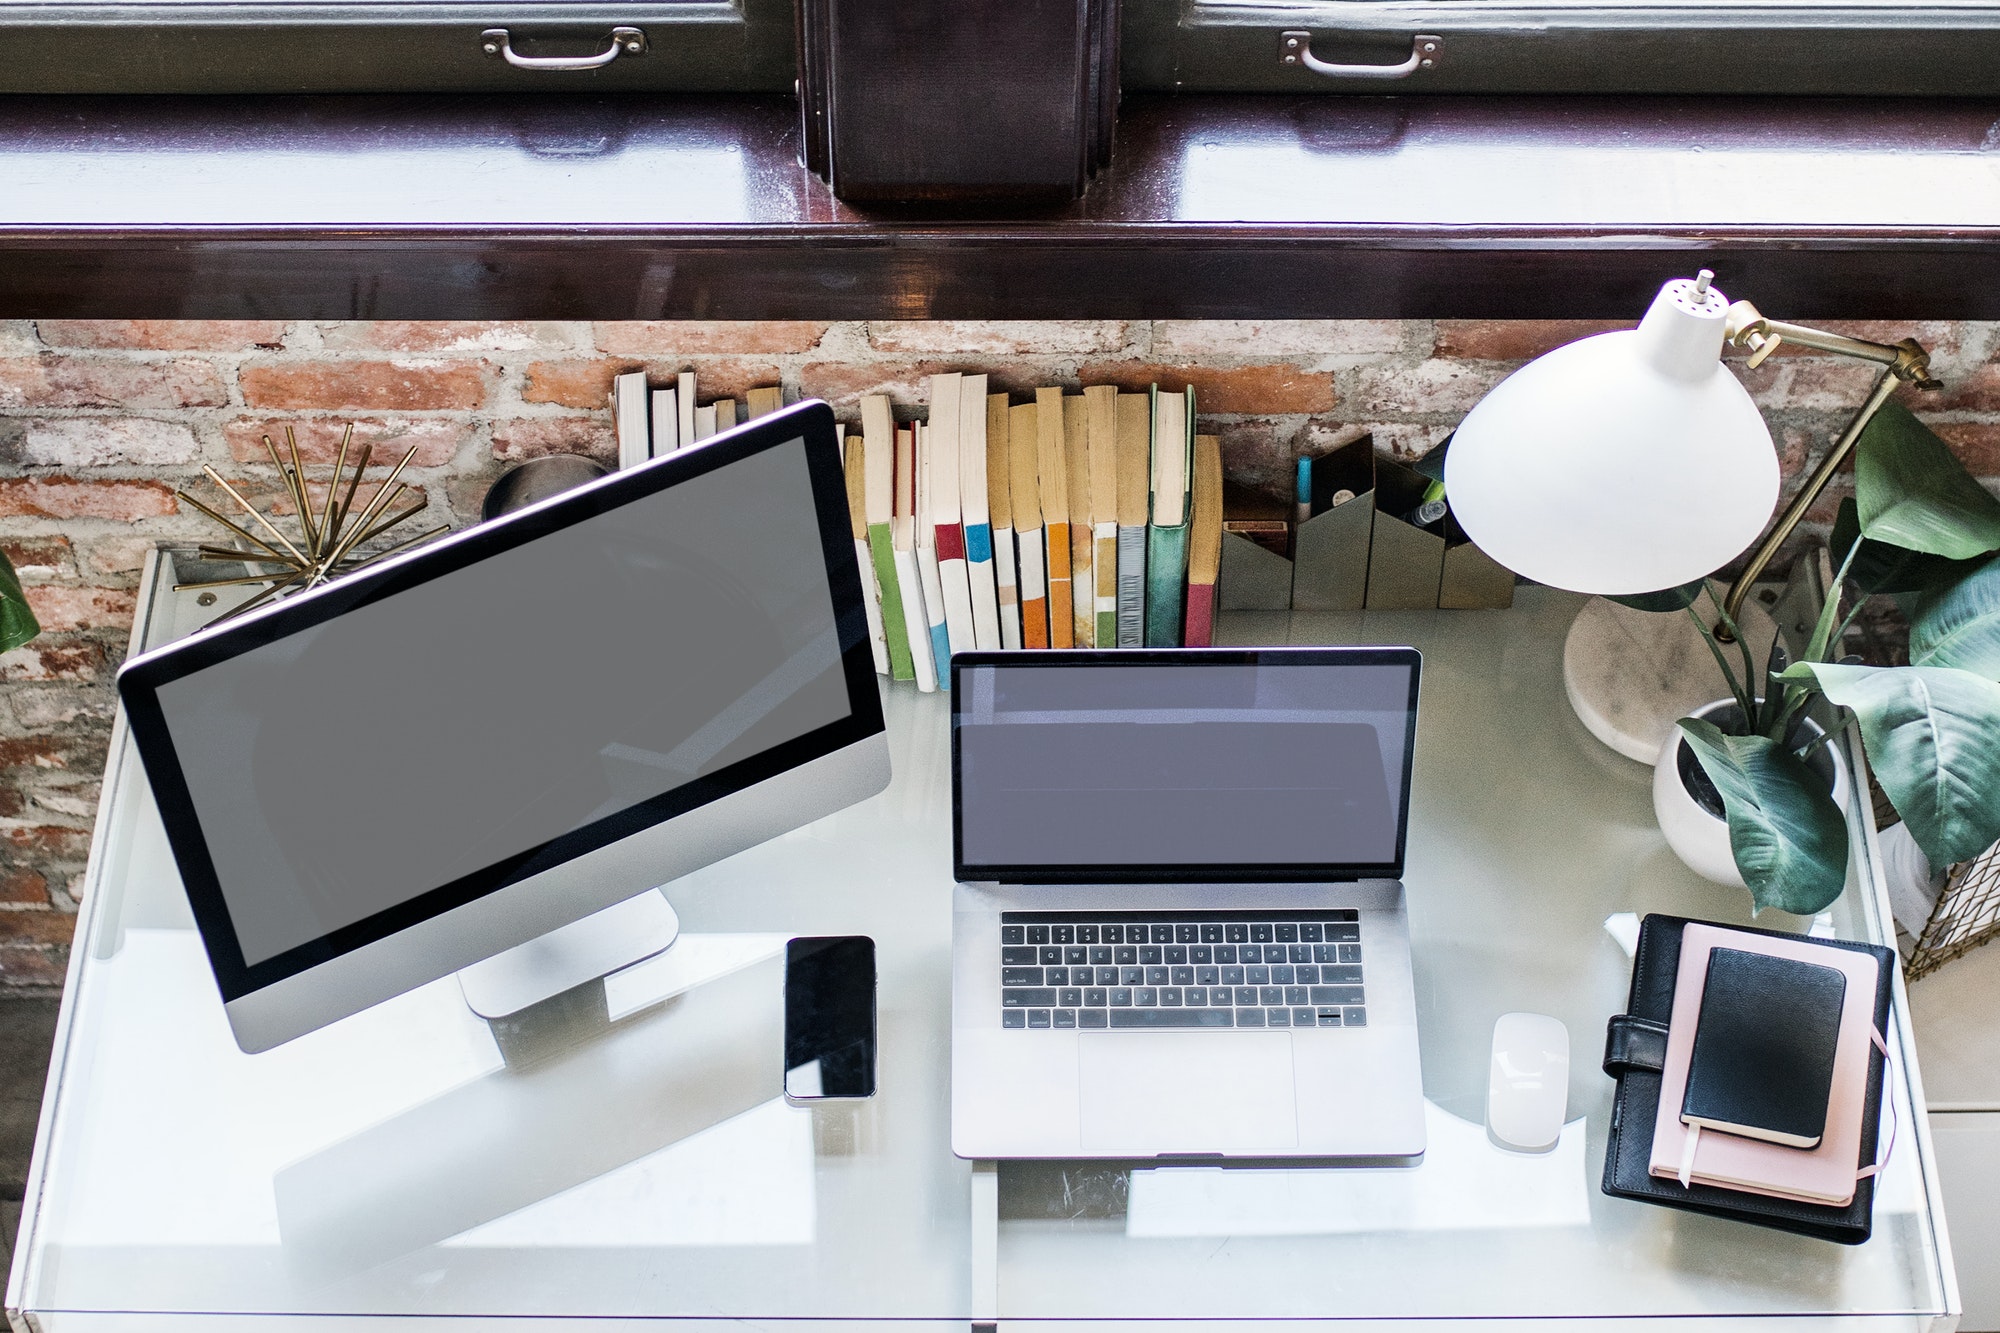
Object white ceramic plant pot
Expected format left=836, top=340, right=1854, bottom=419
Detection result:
left=1652, top=698, right=1849, bottom=890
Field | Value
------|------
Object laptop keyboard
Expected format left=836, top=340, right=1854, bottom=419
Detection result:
left=998, top=911, right=1365, bottom=1031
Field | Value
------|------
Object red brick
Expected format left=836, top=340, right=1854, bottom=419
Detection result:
left=35, top=320, right=289, bottom=351
left=0, top=639, right=106, bottom=683
left=1738, top=355, right=1881, bottom=413
left=1433, top=320, right=1627, bottom=361
left=0, top=908, right=77, bottom=947
left=0, top=942, right=69, bottom=989
left=491, top=417, right=616, bottom=464
left=1319, top=421, right=1448, bottom=462
left=1812, top=320, right=1965, bottom=364
left=0, top=356, right=228, bottom=410
left=1351, top=360, right=1511, bottom=417
left=1930, top=421, right=2000, bottom=479
left=79, top=536, right=163, bottom=578
left=200, top=474, right=430, bottom=523
left=0, top=869, right=49, bottom=906
left=1154, top=321, right=1403, bottom=358
left=19, top=418, right=201, bottom=467
left=797, top=361, right=1050, bottom=412
left=0, top=826, right=91, bottom=860
left=324, top=322, right=572, bottom=353
left=1, top=536, right=75, bottom=580
left=594, top=322, right=832, bottom=356
left=22, top=586, right=137, bottom=635
left=865, top=321, right=1126, bottom=356
left=0, top=477, right=177, bottom=520
left=1077, top=362, right=1338, bottom=415
left=521, top=359, right=781, bottom=410
left=224, top=417, right=467, bottom=469
left=9, top=686, right=116, bottom=729
left=1925, top=361, right=2000, bottom=413
left=240, top=361, right=486, bottom=411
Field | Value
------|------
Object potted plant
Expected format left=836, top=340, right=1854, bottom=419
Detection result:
left=1634, top=401, right=2000, bottom=917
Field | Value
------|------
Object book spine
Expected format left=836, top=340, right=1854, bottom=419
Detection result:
left=1145, top=523, right=1190, bottom=648
left=993, top=524, right=1022, bottom=649
left=965, top=522, right=1002, bottom=650
left=918, top=539, right=952, bottom=689
left=1116, top=524, right=1146, bottom=647
left=893, top=546, right=937, bottom=693
left=1044, top=520, right=1074, bottom=648
left=935, top=523, right=977, bottom=657
left=614, top=372, right=650, bottom=469
left=868, top=524, right=915, bottom=681
left=1071, top=522, right=1095, bottom=647
left=1093, top=520, right=1119, bottom=649
left=1017, top=525, right=1049, bottom=649
left=853, top=536, right=890, bottom=674
left=650, top=389, right=678, bottom=456
left=1183, top=579, right=1216, bottom=649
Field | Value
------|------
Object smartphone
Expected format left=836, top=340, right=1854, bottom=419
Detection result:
left=784, top=935, right=877, bottom=1102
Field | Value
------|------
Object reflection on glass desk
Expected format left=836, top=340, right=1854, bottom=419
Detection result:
left=4, top=559, right=1958, bottom=1330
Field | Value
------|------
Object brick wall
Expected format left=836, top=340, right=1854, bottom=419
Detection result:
left=3, top=316, right=1995, bottom=991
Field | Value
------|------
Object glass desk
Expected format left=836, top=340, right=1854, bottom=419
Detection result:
left=5, top=557, right=1959, bottom=1331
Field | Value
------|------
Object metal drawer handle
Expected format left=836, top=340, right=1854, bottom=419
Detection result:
left=1280, top=31, right=1441, bottom=79
left=481, top=26, right=647, bottom=70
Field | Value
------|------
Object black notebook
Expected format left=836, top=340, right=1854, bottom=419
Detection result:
left=1682, top=947, right=1847, bottom=1149
left=1601, top=915, right=1895, bottom=1246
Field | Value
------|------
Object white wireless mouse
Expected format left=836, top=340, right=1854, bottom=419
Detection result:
left=1487, top=1012, right=1569, bottom=1153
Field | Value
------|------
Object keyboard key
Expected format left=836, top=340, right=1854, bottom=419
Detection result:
left=1328, top=924, right=1360, bottom=942
left=1003, top=1009, right=1027, bottom=1028
left=1294, top=1008, right=1317, bottom=1027
left=1054, top=1009, right=1077, bottom=1028
left=1226, top=924, right=1248, bottom=943
left=1276, top=924, right=1298, bottom=942
left=1028, top=1009, right=1051, bottom=1028
left=1317, top=1008, right=1343, bottom=1027
left=1089, top=946, right=1112, bottom=966
left=1190, top=945, right=1213, bottom=964
left=1289, top=944, right=1310, bottom=963
left=1110, top=987, right=1133, bottom=1006
left=1002, top=946, right=1037, bottom=966
left=1002, top=968, right=1044, bottom=986
left=1085, top=988, right=1108, bottom=1006
left=1028, top=926, right=1049, bottom=944
left=1297, top=965, right=1319, bottom=983
left=1040, top=946, right=1062, bottom=965
left=1272, top=965, right=1294, bottom=984
left=1186, top=987, right=1207, bottom=1005
left=1234, top=986, right=1258, bottom=1006
left=1201, top=924, right=1223, bottom=942
left=1079, top=1008, right=1108, bottom=1028
left=1165, top=945, right=1187, bottom=964
left=1344, top=1007, right=1367, bottom=1027
left=1060, top=988, right=1083, bottom=1007
left=1170, top=966, right=1194, bottom=986
left=1161, top=988, right=1183, bottom=1006
left=1300, top=923, right=1323, bottom=942
left=1102, top=924, right=1124, bottom=944
left=1238, top=1008, right=1266, bottom=1027
left=1310, top=986, right=1366, bottom=1005
left=1115, top=946, right=1138, bottom=965
left=1247, top=966, right=1270, bottom=985
left=1002, top=926, right=1025, bottom=945
left=1176, top=924, right=1198, bottom=943
left=1136, top=988, right=1158, bottom=1006
left=1151, top=924, right=1173, bottom=943
left=1339, top=943, right=1363, bottom=964
left=1139, top=946, right=1163, bottom=965
left=1111, top=1008, right=1233, bottom=1028
left=1004, top=988, right=1058, bottom=1006
left=1121, top=967, right=1144, bottom=985
left=1077, top=924, right=1098, bottom=944
left=1052, top=924, right=1074, bottom=944
left=1285, top=986, right=1308, bottom=1005
left=1146, top=966, right=1169, bottom=986
left=1313, top=944, right=1339, bottom=963
left=1251, top=924, right=1274, bottom=942
left=1065, top=946, right=1087, bottom=965
left=1096, top=967, right=1118, bottom=985
left=1238, top=944, right=1262, bottom=963
left=1216, top=945, right=1239, bottom=964
left=1222, top=967, right=1245, bottom=986
left=1259, top=986, right=1284, bottom=1006
left=1046, top=967, right=1069, bottom=986
left=1268, top=1007, right=1291, bottom=1027
left=1197, top=966, right=1220, bottom=986
left=1323, top=966, right=1363, bottom=984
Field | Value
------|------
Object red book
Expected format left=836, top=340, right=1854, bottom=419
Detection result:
left=1183, top=435, right=1222, bottom=647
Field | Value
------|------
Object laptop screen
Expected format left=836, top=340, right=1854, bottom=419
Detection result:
left=952, top=649, right=1420, bottom=883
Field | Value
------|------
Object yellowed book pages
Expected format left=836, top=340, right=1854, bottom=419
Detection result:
left=1065, top=393, right=1094, bottom=648
left=986, top=393, right=1021, bottom=649
left=1189, top=436, right=1224, bottom=583
left=1011, top=401, right=1048, bottom=649
left=1116, top=392, right=1151, bottom=528
left=745, top=386, right=783, bottom=419
left=714, top=398, right=736, bottom=430
left=1035, top=388, right=1073, bottom=648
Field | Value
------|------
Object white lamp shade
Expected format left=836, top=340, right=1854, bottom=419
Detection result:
left=1444, top=277, right=1780, bottom=596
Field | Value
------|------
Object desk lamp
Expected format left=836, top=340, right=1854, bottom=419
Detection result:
left=1444, top=272, right=1941, bottom=762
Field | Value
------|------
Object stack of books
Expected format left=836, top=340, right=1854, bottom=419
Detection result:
left=833, top=376, right=1227, bottom=692
left=612, top=369, right=786, bottom=467
left=1602, top=915, right=1897, bottom=1244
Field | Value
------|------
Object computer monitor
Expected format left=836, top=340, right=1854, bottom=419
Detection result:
left=117, top=401, right=890, bottom=1053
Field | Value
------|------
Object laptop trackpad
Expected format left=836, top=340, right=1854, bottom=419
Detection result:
left=1078, top=1032, right=1299, bottom=1155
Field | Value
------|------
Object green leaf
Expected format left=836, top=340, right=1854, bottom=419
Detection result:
left=1676, top=716, right=1851, bottom=915
left=1829, top=497, right=1981, bottom=596
left=1856, top=400, right=2000, bottom=559
left=0, top=549, right=39, bottom=656
left=1781, top=660, right=2000, bottom=867
left=1910, top=553, right=2000, bottom=680
left=1606, top=578, right=1706, bottom=613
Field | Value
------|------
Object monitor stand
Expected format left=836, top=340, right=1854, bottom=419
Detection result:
left=456, top=888, right=681, bottom=1021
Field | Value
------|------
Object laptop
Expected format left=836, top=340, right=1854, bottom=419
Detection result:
left=949, top=647, right=1427, bottom=1161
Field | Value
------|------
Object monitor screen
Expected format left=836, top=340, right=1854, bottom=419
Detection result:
left=122, top=418, right=880, bottom=999
left=952, top=651, right=1419, bottom=881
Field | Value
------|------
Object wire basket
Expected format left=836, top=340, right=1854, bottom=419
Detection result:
left=1905, top=839, right=2000, bottom=981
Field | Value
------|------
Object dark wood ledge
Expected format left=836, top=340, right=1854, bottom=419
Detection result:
left=3, top=92, right=1999, bottom=319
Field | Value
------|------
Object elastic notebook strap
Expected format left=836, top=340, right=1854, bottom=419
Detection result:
left=1856, top=1025, right=1896, bottom=1182
left=1603, top=1014, right=1670, bottom=1076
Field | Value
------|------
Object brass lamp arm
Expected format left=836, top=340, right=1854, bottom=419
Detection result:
left=1716, top=302, right=1941, bottom=636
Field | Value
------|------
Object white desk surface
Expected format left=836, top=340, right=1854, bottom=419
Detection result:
left=4, top=559, right=1958, bottom=1330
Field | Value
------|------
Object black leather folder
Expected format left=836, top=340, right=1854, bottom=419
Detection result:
left=1601, top=914, right=1896, bottom=1245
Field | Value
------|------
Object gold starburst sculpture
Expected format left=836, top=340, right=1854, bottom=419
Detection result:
left=174, top=425, right=450, bottom=622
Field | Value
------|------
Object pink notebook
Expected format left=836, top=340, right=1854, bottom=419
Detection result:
left=1648, top=923, right=1883, bottom=1206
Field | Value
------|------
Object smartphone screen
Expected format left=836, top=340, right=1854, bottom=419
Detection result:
left=784, top=935, right=877, bottom=1100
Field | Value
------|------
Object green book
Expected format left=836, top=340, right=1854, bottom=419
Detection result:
left=869, top=522, right=915, bottom=681
left=1143, top=384, right=1195, bottom=647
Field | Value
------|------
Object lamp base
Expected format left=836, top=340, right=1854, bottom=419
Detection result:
left=1562, top=590, right=1779, bottom=765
